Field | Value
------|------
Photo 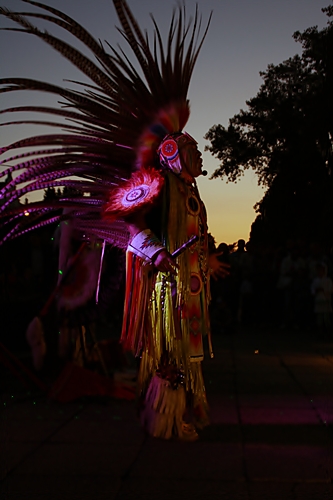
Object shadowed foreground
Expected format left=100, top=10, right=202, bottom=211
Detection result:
left=1, top=328, right=333, bottom=500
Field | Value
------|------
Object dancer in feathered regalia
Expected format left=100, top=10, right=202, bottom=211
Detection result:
left=0, top=0, right=228, bottom=440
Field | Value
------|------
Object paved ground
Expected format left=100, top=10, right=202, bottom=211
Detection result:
left=1, top=328, right=333, bottom=499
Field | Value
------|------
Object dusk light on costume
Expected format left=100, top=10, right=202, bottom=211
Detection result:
left=0, top=0, right=224, bottom=440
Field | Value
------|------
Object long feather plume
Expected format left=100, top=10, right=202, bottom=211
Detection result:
left=0, top=0, right=211, bottom=245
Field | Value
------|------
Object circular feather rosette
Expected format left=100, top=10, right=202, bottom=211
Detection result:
left=103, top=168, right=164, bottom=220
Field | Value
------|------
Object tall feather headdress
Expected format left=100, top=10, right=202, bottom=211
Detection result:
left=0, top=0, right=211, bottom=245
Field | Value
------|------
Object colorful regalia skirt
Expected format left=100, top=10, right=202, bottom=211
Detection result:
left=121, top=172, right=211, bottom=439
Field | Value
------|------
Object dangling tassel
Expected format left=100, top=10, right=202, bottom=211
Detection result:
left=26, top=316, right=47, bottom=371
left=140, top=375, right=186, bottom=439
left=140, top=375, right=198, bottom=441
left=95, top=239, right=106, bottom=305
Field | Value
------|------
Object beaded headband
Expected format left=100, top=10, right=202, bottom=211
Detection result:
left=157, top=132, right=198, bottom=174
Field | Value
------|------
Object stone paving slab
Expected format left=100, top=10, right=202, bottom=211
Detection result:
left=1, top=329, right=333, bottom=500
left=1, top=443, right=36, bottom=481
left=12, top=442, right=141, bottom=477
left=293, top=482, right=333, bottom=500
left=2, top=476, right=333, bottom=500
left=2, top=398, right=82, bottom=421
left=129, top=439, right=244, bottom=481
left=116, top=478, right=249, bottom=500
left=247, top=481, right=333, bottom=500
left=198, top=423, right=242, bottom=443
left=317, top=408, right=333, bottom=425
left=1, top=418, right=64, bottom=443
left=244, top=444, right=333, bottom=482
left=0, top=475, right=122, bottom=500
left=49, top=417, right=144, bottom=446
left=237, top=394, right=315, bottom=409
left=207, top=395, right=239, bottom=425
left=78, top=401, right=138, bottom=422
left=242, top=423, right=332, bottom=446
left=239, top=407, right=321, bottom=425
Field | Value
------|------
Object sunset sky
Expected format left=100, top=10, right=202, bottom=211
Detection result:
left=0, top=0, right=330, bottom=244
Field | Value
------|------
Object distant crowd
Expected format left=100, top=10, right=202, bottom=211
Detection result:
left=209, top=239, right=333, bottom=337
left=1, top=234, right=332, bottom=341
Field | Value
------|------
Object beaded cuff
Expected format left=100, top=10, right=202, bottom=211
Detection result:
left=128, top=229, right=165, bottom=262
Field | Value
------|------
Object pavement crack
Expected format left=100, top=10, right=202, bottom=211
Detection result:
left=280, top=357, right=333, bottom=438
left=231, top=333, right=251, bottom=499
left=1, top=402, right=86, bottom=482
left=114, top=433, right=149, bottom=498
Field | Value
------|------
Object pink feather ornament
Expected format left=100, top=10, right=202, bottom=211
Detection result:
left=103, top=167, right=164, bottom=220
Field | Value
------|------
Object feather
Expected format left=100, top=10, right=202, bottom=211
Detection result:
left=0, top=0, right=210, bottom=246
left=103, top=167, right=164, bottom=220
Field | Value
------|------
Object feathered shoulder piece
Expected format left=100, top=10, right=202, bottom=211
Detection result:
left=0, top=0, right=211, bottom=245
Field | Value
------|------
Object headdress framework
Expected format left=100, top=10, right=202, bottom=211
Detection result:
left=0, top=0, right=211, bottom=244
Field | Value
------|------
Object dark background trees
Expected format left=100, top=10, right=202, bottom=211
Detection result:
left=205, top=6, right=333, bottom=249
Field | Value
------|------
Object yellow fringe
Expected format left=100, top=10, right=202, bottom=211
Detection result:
left=140, top=375, right=186, bottom=439
left=123, top=171, right=211, bottom=409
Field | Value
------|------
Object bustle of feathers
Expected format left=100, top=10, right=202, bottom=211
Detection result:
left=0, top=0, right=211, bottom=246
left=103, top=168, right=164, bottom=221
left=56, top=246, right=102, bottom=311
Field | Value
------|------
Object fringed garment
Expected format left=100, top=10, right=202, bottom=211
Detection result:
left=121, top=171, right=211, bottom=433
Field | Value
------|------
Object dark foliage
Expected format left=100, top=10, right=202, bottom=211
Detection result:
left=205, top=6, right=333, bottom=247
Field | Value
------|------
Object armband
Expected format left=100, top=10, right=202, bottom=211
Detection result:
left=127, top=229, right=165, bottom=263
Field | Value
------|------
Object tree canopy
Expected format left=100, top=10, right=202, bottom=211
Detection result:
left=205, top=6, right=333, bottom=247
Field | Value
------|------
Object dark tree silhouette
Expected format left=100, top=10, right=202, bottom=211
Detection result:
left=205, top=6, right=333, bottom=247
left=43, top=187, right=57, bottom=201
left=43, top=186, right=83, bottom=200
